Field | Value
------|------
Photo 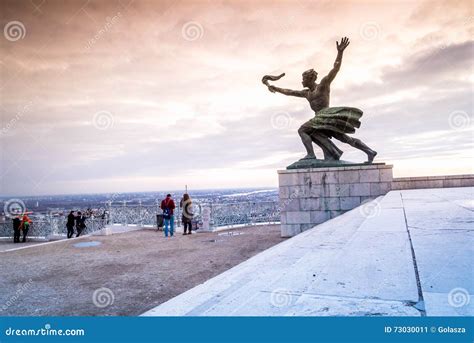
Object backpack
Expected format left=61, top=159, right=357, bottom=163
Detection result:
left=163, top=207, right=171, bottom=220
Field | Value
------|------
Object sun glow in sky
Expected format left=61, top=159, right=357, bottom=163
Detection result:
left=0, top=0, right=473, bottom=196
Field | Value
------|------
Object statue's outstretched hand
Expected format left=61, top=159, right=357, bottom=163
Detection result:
left=336, top=37, right=350, bottom=52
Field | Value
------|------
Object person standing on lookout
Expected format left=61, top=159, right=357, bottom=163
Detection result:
left=180, top=193, right=194, bottom=235
left=75, top=211, right=87, bottom=237
left=66, top=211, right=75, bottom=239
left=161, top=194, right=176, bottom=237
left=12, top=216, right=21, bottom=243
left=266, top=37, right=377, bottom=163
left=19, top=213, right=32, bottom=242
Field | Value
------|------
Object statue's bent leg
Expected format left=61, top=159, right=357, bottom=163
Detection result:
left=298, top=123, right=316, bottom=159
left=331, top=133, right=377, bottom=163
left=311, top=131, right=343, bottom=161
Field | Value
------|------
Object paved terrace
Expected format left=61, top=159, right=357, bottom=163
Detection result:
left=0, top=225, right=284, bottom=316
left=144, top=187, right=473, bottom=316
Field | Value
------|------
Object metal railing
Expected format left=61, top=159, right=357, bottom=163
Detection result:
left=107, top=203, right=161, bottom=227
left=0, top=200, right=280, bottom=238
left=207, top=201, right=280, bottom=228
left=0, top=216, right=107, bottom=239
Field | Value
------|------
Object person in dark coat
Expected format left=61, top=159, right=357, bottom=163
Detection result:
left=75, top=211, right=87, bottom=237
left=12, top=216, right=21, bottom=243
left=180, top=193, right=194, bottom=235
left=66, top=211, right=75, bottom=239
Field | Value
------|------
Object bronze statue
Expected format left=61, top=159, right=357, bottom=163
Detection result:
left=263, top=37, right=377, bottom=165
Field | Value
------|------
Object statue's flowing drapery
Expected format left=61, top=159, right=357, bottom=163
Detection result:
left=307, top=107, right=363, bottom=136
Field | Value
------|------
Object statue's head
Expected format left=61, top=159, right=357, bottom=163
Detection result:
left=302, top=69, right=317, bottom=88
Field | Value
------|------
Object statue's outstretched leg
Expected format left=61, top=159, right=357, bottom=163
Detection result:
left=331, top=133, right=377, bottom=163
left=311, top=131, right=343, bottom=160
left=298, top=124, right=316, bottom=159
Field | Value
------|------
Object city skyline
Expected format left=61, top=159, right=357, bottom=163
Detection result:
left=0, top=185, right=278, bottom=198
left=1, top=0, right=473, bottom=196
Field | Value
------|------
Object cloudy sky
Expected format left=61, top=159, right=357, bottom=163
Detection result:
left=0, top=0, right=472, bottom=196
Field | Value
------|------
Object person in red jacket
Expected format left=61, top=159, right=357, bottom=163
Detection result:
left=20, top=213, right=32, bottom=242
left=160, top=194, right=175, bottom=237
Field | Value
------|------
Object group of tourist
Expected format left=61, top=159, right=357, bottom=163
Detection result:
left=64, top=193, right=194, bottom=240
left=160, top=193, right=194, bottom=238
left=66, top=210, right=89, bottom=239
left=10, top=209, right=90, bottom=243
left=10, top=194, right=193, bottom=242
left=12, top=213, right=32, bottom=243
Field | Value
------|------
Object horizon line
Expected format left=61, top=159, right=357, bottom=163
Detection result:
left=0, top=186, right=278, bottom=199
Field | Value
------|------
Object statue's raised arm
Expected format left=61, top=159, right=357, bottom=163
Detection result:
left=320, top=37, right=350, bottom=86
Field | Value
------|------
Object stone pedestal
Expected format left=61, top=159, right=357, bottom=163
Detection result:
left=278, top=163, right=393, bottom=237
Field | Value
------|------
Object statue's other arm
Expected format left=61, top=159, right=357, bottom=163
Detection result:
left=321, top=37, right=350, bottom=85
left=268, top=85, right=306, bottom=98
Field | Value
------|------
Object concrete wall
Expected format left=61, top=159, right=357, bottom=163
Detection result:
left=392, top=174, right=474, bottom=190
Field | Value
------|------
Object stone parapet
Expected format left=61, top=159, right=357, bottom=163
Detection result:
left=392, top=174, right=474, bottom=190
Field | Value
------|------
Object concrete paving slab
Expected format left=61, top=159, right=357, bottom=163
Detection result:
left=358, top=208, right=407, bottom=232
left=378, top=191, right=403, bottom=208
left=424, top=291, right=473, bottom=316
left=192, top=292, right=420, bottom=317
left=306, top=231, right=419, bottom=302
left=288, top=293, right=420, bottom=316
left=403, top=203, right=472, bottom=231
left=409, top=229, right=473, bottom=294
left=400, top=188, right=473, bottom=296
